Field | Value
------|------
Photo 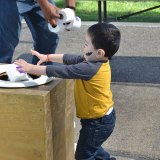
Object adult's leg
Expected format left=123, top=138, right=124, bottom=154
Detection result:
left=0, top=0, right=21, bottom=63
left=21, top=1, right=59, bottom=64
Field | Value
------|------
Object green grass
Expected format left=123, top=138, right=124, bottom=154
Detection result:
left=55, top=0, right=160, bottom=22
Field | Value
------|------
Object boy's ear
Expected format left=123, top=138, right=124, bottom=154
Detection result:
left=97, top=49, right=105, bottom=57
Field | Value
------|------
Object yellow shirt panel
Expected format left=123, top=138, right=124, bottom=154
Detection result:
left=74, top=62, right=114, bottom=119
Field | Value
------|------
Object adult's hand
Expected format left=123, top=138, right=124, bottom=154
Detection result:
left=37, top=0, right=61, bottom=26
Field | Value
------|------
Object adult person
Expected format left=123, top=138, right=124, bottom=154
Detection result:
left=0, top=0, right=76, bottom=64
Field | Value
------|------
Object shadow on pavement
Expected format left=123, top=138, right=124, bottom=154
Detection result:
left=15, top=53, right=33, bottom=64
left=110, top=56, right=160, bottom=84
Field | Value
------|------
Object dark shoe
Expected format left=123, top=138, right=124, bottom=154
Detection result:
left=110, top=157, right=116, bottom=160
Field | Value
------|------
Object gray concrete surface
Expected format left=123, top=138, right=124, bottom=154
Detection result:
left=13, top=22, right=160, bottom=160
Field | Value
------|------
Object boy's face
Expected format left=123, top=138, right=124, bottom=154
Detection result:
left=83, top=33, right=98, bottom=61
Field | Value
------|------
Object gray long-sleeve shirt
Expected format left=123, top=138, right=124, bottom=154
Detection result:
left=46, top=54, right=105, bottom=80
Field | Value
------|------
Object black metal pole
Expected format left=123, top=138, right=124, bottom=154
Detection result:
left=117, top=5, right=160, bottom=20
left=103, top=0, right=107, bottom=22
left=98, top=0, right=102, bottom=23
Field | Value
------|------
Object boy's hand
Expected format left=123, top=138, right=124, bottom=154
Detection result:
left=14, top=59, right=33, bottom=73
left=31, top=49, right=47, bottom=65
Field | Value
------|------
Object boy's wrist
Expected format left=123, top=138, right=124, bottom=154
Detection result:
left=46, top=54, right=50, bottom=62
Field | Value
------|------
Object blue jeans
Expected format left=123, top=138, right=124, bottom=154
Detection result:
left=0, top=0, right=59, bottom=64
left=75, top=109, right=116, bottom=160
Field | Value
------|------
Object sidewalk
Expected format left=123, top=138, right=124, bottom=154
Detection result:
left=14, top=22, right=160, bottom=160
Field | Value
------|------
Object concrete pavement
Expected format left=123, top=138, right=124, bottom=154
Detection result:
left=13, top=22, right=160, bottom=160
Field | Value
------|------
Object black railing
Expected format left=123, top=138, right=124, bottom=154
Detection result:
left=98, top=0, right=107, bottom=23
left=97, top=0, right=160, bottom=23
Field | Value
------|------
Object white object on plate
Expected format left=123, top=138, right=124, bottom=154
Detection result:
left=0, top=64, right=54, bottom=88
left=6, top=64, right=31, bottom=82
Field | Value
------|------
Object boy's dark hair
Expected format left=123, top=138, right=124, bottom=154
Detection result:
left=87, top=23, right=121, bottom=59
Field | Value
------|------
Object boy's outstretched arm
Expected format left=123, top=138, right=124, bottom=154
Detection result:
left=14, top=59, right=47, bottom=76
left=14, top=50, right=65, bottom=76
left=31, top=49, right=64, bottom=65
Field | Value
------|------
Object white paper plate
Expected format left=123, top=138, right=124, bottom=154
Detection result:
left=0, top=64, right=54, bottom=88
